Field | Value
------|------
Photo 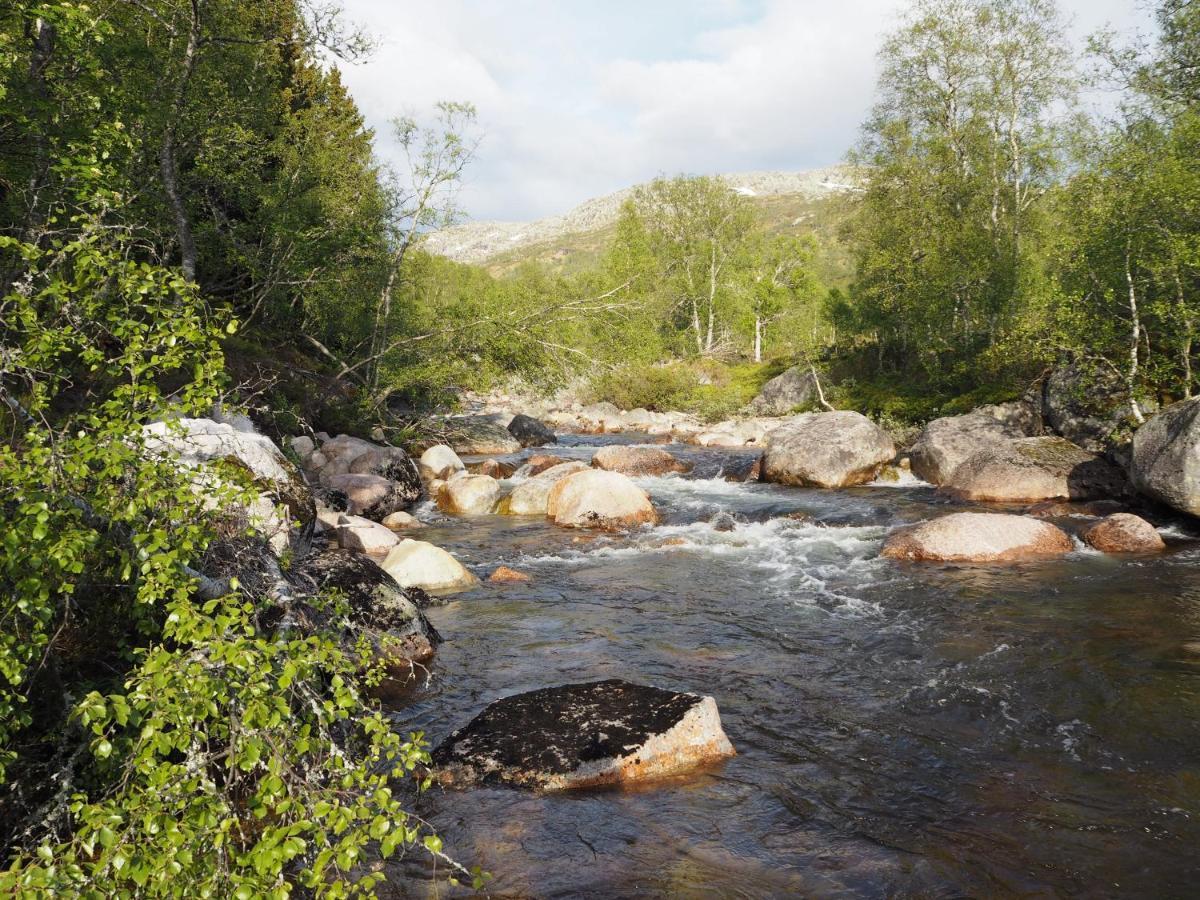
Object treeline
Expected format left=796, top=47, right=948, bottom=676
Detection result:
left=833, top=0, right=1200, bottom=419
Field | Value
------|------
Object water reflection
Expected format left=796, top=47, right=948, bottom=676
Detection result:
left=384, top=436, right=1200, bottom=897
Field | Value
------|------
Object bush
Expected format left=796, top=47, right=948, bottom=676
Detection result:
left=584, top=359, right=783, bottom=422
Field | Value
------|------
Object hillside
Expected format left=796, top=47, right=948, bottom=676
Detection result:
left=422, top=166, right=860, bottom=283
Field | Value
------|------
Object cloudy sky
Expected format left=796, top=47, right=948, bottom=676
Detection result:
left=338, top=0, right=1150, bottom=223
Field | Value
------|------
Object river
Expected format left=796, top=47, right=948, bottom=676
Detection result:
left=385, top=433, right=1200, bottom=898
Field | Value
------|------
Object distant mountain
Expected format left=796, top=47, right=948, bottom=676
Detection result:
left=421, top=166, right=860, bottom=284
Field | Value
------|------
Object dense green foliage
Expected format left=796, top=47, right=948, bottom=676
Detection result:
left=0, top=2, right=483, bottom=895
left=833, top=0, right=1200, bottom=418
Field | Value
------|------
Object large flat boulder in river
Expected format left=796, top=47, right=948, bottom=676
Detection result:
left=379, top=539, right=479, bottom=593
left=762, top=411, right=895, bottom=488
left=940, top=436, right=1127, bottom=503
left=508, top=413, right=557, bottom=448
left=592, top=445, right=690, bottom=477
left=1130, top=398, right=1200, bottom=517
left=546, top=469, right=658, bottom=529
left=881, top=512, right=1073, bottom=562
left=431, top=679, right=735, bottom=790
left=908, top=402, right=1035, bottom=485
left=446, top=417, right=522, bottom=455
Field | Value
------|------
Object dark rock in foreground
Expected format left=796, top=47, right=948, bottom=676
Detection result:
left=432, top=679, right=735, bottom=790
left=508, top=413, right=557, bottom=447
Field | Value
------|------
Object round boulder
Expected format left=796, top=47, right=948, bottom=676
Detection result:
left=514, top=454, right=568, bottom=477
left=546, top=469, right=658, bottom=530
left=592, top=445, right=691, bottom=477
left=380, top=539, right=479, bottom=593
left=419, top=444, right=465, bottom=482
left=908, top=403, right=1035, bottom=485
left=881, top=512, right=1073, bottom=563
left=762, top=411, right=895, bottom=488
left=431, top=679, right=735, bottom=790
left=500, top=461, right=590, bottom=515
left=436, top=473, right=501, bottom=516
left=336, top=514, right=400, bottom=555
left=1082, top=513, right=1165, bottom=554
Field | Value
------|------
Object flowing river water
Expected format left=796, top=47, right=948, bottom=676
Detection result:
left=385, top=434, right=1200, bottom=898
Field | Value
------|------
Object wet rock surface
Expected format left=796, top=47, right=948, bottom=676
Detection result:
left=592, top=445, right=691, bottom=476
left=762, top=411, right=895, bottom=488
left=1083, top=513, right=1166, bottom=554
left=941, top=436, right=1128, bottom=503
left=1130, top=398, right=1200, bottom=517
left=431, top=679, right=735, bottom=790
left=881, top=512, right=1073, bottom=562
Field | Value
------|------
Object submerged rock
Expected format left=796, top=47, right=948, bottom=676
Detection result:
left=431, top=679, right=735, bottom=790
left=546, top=469, right=658, bottom=530
left=500, top=461, right=590, bottom=515
left=508, top=413, right=557, bottom=448
left=881, top=512, right=1073, bottom=563
left=941, top=436, right=1127, bottom=503
left=1083, top=513, right=1165, bottom=554
left=436, top=473, right=501, bottom=516
left=1130, top=398, right=1200, bottom=517
left=591, top=445, right=691, bottom=477
left=380, top=539, right=479, bottom=593
left=762, top=411, right=895, bottom=488
left=488, top=565, right=531, bottom=583
left=908, top=403, right=1035, bottom=485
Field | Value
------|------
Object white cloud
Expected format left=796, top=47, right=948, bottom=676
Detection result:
left=338, top=0, right=1153, bottom=223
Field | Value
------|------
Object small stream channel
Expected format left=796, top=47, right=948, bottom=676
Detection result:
left=384, top=433, right=1200, bottom=898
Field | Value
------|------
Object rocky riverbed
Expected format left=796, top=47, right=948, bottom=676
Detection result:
left=150, top=394, right=1200, bottom=896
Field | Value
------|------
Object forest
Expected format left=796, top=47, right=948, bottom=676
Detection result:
left=1, top=0, right=1199, bottom=896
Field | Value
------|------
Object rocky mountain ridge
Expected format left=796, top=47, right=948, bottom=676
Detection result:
left=422, top=165, right=859, bottom=265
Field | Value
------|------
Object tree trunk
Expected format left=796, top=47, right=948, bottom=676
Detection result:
left=1124, top=245, right=1146, bottom=424
left=22, top=17, right=55, bottom=243
left=753, top=314, right=762, bottom=363
left=159, top=0, right=201, bottom=282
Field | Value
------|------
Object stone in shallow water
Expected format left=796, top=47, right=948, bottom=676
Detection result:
left=431, top=679, right=735, bottom=790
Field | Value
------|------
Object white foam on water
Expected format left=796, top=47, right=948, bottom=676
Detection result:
left=867, top=470, right=930, bottom=488
left=517, top=517, right=889, bottom=617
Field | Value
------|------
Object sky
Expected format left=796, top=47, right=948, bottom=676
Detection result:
left=338, top=0, right=1152, bottom=223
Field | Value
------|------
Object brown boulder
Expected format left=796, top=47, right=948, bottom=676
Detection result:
left=592, top=445, right=691, bottom=477
left=941, top=436, right=1127, bottom=503
left=1082, top=513, right=1165, bottom=554
left=881, top=512, right=1073, bottom=563
left=546, top=469, right=658, bottom=530
left=489, top=565, right=532, bottom=583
